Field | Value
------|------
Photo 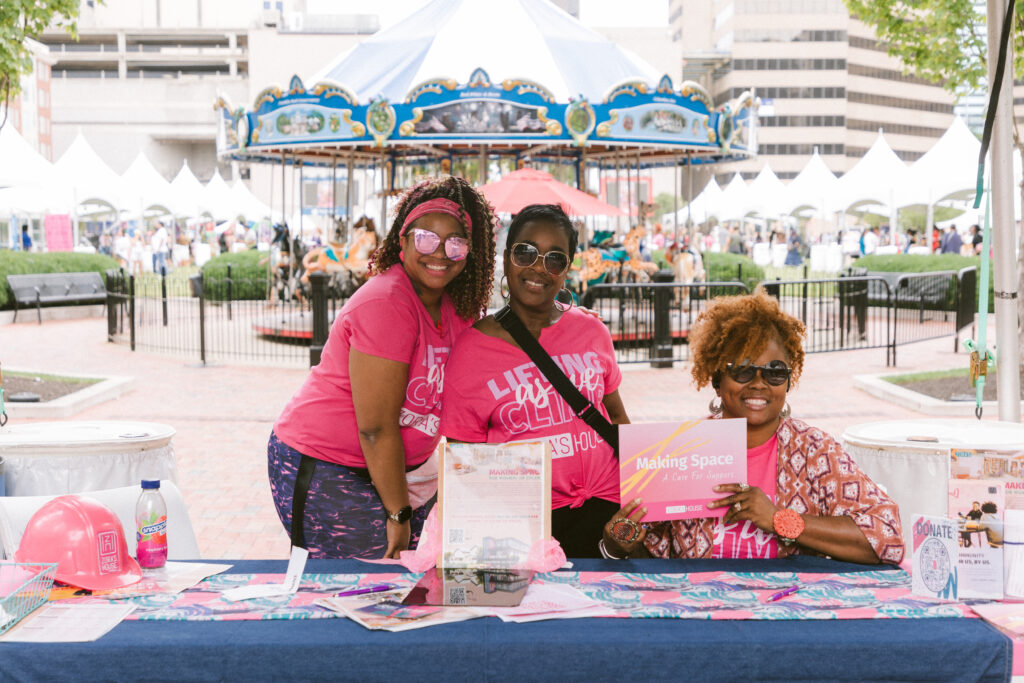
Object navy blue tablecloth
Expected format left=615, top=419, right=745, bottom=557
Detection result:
left=2, top=556, right=1011, bottom=682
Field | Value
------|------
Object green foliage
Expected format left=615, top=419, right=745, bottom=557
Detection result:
left=843, top=0, right=1004, bottom=96
left=856, top=253, right=992, bottom=312
left=653, top=193, right=679, bottom=220
left=0, top=250, right=118, bottom=309
left=201, top=250, right=269, bottom=300
left=702, top=252, right=764, bottom=291
left=0, top=0, right=82, bottom=108
left=856, top=253, right=978, bottom=272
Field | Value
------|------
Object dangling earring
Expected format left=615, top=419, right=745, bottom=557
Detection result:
left=780, top=402, right=791, bottom=419
left=500, top=275, right=509, bottom=301
left=554, top=287, right=575, bottom=312
left=709, top=397, right=723, bottom=415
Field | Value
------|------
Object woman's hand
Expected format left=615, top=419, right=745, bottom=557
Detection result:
left=706, top=483, right=777, bottom=533
left=384, top=519, right=411, bottom=558
left=602, top=498, right=649, bottom=558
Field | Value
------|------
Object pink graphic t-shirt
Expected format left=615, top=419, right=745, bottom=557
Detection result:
left=441, top=308, right=622, bottom=509
left=273, top=264, right=472, bottom=468
left=712, top=433, right=780, bottom=559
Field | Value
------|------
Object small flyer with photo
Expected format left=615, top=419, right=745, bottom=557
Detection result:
left=619, top=419, right=746, bottom=522
left=948, top=479, right=1004, bottom=600
left=440, top=441, right=551, bottom=569
left=910, top=515, right=958, bottom=601
left=950, top=448, right=1024, bottom=509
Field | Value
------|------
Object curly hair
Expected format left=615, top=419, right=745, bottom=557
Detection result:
left=368, top=176, right=497, bottom=320
left=689, top=287, right=806, bottom=390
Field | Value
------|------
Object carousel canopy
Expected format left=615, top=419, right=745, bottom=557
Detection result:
left=215, top=0, right=758, bottom=170
left=309, top=0, right=659, bottom=103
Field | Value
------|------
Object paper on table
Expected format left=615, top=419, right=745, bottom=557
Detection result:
left=476, top=581, right=599, bottom=617
left=222, top=546, right=307, bottom=602
left=48, top=561, right=235, bottom=601
left=315, top=596, right=480, bottom=632
left=971, top=602, right=1024, bottom=637
left=497, top=605, right=619, bottom=623
left=0, top=603, right=135, bottom=642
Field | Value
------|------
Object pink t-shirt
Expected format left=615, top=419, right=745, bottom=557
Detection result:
left=273, top=264, right=472, bottom=468
left=441, top=308, right=622, bottom=509
left=712, top=433, right=780, bottom=559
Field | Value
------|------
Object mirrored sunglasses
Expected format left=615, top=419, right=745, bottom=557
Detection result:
left=725, top=360, right=792, bottom=387
left=510, top=242, right=570, bottom=275
left=410, top=228, right=469, bottom=261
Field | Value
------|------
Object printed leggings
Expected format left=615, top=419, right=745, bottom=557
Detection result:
left=267, top=431, right=432, bottom=559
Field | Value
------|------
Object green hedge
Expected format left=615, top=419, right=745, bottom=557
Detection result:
left=856, top=253, right=992, bottom=312
left=702, top=252, right=764, bottom=292
left=200, top=250, right=269, bottom=300
left=0, top=251, right=119, bottom=310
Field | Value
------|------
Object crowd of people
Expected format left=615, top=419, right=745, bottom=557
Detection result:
left=268, top=177, right=906, bottom=565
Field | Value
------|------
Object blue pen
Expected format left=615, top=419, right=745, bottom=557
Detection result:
left=765, top=585, right=801, bottom=602
left=335, top=583, right=395, bottom=597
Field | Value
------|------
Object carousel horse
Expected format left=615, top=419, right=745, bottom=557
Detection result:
left=620, top=226, right=659, bottom=283
left=667, top=241, right=706, bottom=305
left=300, top=219, right=379, bottom=298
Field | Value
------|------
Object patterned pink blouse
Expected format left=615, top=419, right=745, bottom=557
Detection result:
left=643, top=417, right=905, bottom=564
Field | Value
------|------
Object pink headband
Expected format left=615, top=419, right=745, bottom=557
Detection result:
left=399, top=198, right=472, bottom=237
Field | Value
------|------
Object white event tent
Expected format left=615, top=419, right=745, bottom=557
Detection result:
left=230, top=180, right=272, bottom=221
left=168, top=161, right=205, bottom=218
left=0, top=124, right=54, bottom=189
left=743, top=164, right=788, bottom=219
left=780, top=150, right=840, bottom=218
left=54, top=133, right=126, bottom=214
left=120, top=152, right=174, bottom=218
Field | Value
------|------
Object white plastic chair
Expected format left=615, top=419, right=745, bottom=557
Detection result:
left=0, top=479, right=200, bottom=560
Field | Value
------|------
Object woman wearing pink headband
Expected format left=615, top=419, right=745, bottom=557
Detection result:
left=268, top=176, right=496, bottom=559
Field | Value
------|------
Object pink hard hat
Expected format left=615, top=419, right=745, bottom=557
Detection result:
left=14, top=495, right=142, bottom=591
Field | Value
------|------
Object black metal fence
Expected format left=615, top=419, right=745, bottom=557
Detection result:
left=105, top=266, right=979, bottom=369
left=106, top=268, right=345, bottom=367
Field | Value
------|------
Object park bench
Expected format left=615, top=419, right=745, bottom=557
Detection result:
left=6, top=272, right=107, bottom=324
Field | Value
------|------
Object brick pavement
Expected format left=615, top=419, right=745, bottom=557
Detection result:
left=0, top=316, right=985, bottom=560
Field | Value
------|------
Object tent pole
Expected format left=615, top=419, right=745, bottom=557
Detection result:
left=630, top=152, right=638, bottom=229
left=673, top=155, right=679, bottom=246
left=987, top=0, right=1021, bottom=421
left=379, top=152, right=387, bottom=238
left=687, top=153, right=694, bottom=246
left=346, top=155, right=354, bottom=239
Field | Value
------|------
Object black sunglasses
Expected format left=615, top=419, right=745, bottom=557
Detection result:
left=510, top=242, right=570, bottom=275
left=725, top=361, right=792, bottom=387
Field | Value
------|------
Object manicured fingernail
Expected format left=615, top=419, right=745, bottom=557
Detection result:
left=633, top=498, right=641, bottom=504
left=713, top=485, right=723, bottom=492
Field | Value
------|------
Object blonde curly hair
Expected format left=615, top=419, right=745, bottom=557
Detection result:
left=689, top=287, right=806, bottom=390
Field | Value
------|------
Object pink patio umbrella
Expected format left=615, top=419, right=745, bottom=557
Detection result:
left=479, top=168, right=625, bottom=216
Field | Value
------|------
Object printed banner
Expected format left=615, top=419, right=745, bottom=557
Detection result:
left=951, top=448, right=1024, bottom=509
left=43, top=214, right=72, bottom=251
left=619, top=419, right=746, bottom=522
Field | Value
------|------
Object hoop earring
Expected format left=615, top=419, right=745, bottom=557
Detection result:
left=554, top=287, right=575, bottom=312
left=500, top=275, right=509, bottom=301
left=780, top=402, right=791, bottom=419
left=709, top=397, right=723, bottom=415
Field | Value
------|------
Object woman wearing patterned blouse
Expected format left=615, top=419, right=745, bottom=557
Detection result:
left=601, top=288, right=905, bottom=564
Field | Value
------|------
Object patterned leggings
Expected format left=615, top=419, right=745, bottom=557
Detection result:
left=267, top=431, right=433, bottom=559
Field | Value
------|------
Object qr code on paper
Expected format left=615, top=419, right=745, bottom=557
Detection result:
left=448, top=586, right=466, bottom=605
left=448, top=528, right=465, bottom=544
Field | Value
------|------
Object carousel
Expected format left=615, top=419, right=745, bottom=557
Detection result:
left=214, top=0, right=758, bottom=337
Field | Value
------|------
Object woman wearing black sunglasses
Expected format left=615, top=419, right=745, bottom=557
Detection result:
left=441, top=204, right=630, bottom=557
left=602, top=288, right=904, bottom=565
left=267, top=176, right=496, bottom=559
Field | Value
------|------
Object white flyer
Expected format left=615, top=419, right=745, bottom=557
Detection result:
left=910, top=514, right=958, bottom=601
left=0, top=603, right=135, bottom=642
left=440, top=441, right=551, bottom=569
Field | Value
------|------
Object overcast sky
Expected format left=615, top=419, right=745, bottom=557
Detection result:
left=363, top=0, right=669, bottom=29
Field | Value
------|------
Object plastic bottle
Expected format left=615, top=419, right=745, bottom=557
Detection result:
left=136, top=479, right=168, bottom=568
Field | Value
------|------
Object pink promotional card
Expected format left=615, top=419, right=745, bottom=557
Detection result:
left=619, top=419, right=747, bottom=522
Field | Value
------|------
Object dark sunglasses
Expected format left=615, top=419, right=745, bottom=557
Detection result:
left=510, top=242, right=570, bottom=275
left=725, top=360, right=792, bottom=387
left=408, top=228, right=469, bottom=261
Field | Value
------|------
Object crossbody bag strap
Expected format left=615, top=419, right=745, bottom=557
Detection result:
left=495, top=305, right=618, bottom=451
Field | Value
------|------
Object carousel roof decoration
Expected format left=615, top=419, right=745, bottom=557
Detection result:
left=215, top=0, right=759, bottom=169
